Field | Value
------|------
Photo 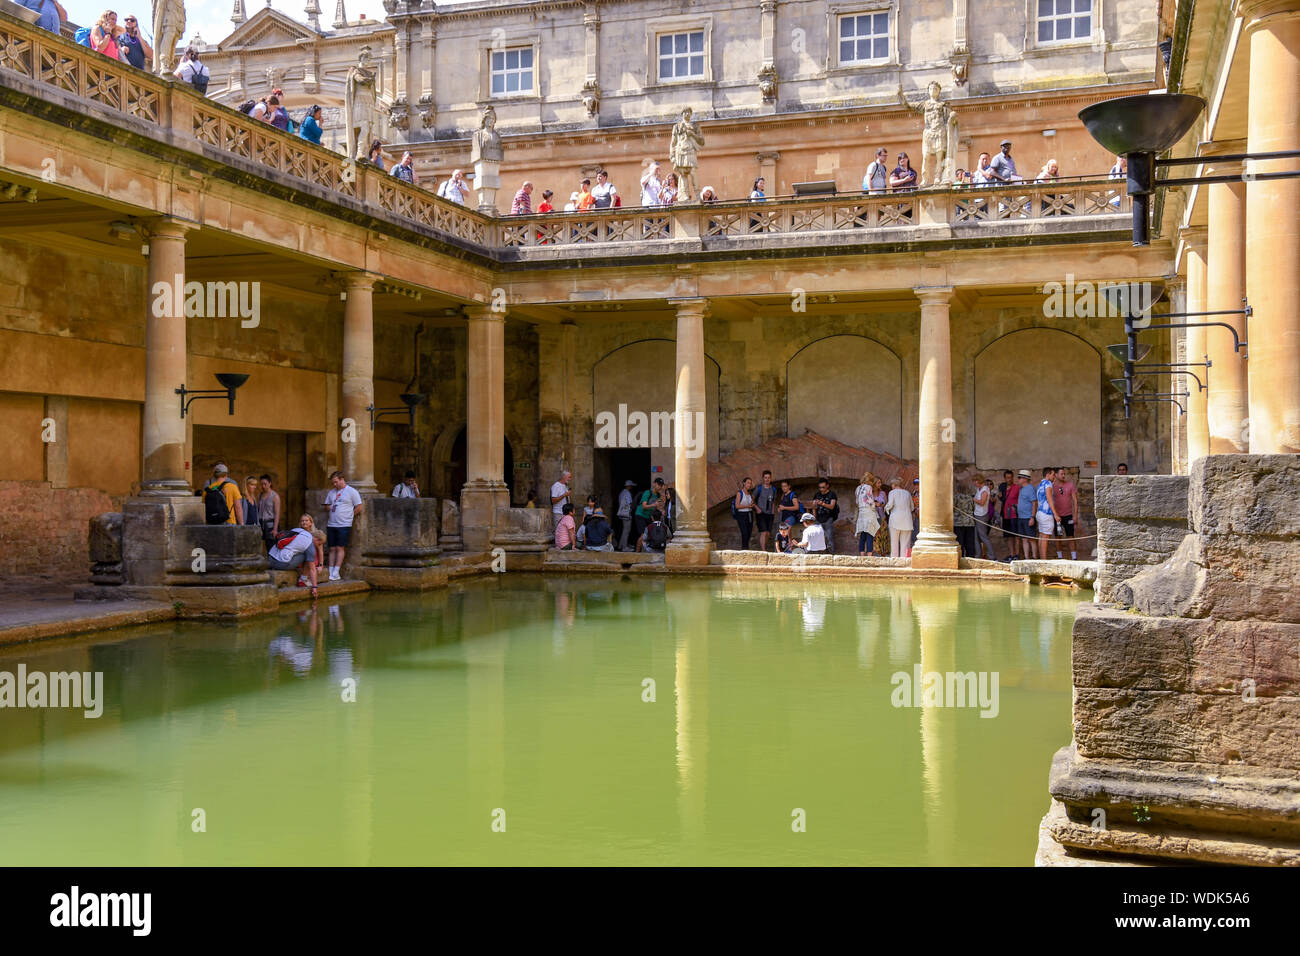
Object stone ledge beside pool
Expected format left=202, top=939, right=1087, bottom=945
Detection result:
left=1011, top=559, right=1098, bottom=589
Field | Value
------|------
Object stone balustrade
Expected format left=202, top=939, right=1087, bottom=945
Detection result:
left=0, top=10, right=1129, bottom=261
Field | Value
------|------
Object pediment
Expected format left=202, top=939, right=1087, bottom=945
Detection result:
left=219, top=9, right=318, bottom=51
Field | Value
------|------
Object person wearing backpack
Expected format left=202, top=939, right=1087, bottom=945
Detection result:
left=266, top=95, right=290, bottom=131
left=203, top=462, right=242, bottom=526
left=90, top=11, right=122, bottom=59
left=267, top=515, right=319, bottom=597
left=634, top=477, right=665, bottom=544
left=173, top=47, right=210, bottom=96
left=637, top=510, right=669, bottom=553
left=811, top=478, right=839, bottom=555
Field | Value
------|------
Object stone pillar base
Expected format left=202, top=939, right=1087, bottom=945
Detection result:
left=910, top=530, right=961, bottom=569
left=460, top=480, right=510, bottom=552
left=665, top=530, right=712, bottom=567
left=119, top=583, right=279, bottom=618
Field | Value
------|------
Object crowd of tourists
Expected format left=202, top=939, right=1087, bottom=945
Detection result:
left=540, top=471, right=677, bottom=554
left=198, top=462, right=377, bottom=598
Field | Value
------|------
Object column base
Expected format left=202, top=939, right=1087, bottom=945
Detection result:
left=460, top=480, right=510, bottom=552
left=665, top=530, right=713, bottom=567
left=910, top=529, right=961, bottom=569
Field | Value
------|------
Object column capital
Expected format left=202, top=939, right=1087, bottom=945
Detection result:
left=1237, top=0, right=1300, bottom=30
left=669, top=297, right=710, bottom=318
left=1179, top=225, right=1208, bottom=253
left=1163, top=274, right=1186, bottom=294
left=756, top=151, right=780, bottom=164
left=913, top=285, right=954, bottom=305
left=332, top=270, right=381, bottom=292
left=140, top=217, right=194, bottom=242
left=463, top=303, right=507, bottom=322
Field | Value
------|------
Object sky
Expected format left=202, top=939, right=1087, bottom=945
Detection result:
left=59, top=1, right=322, bottom=48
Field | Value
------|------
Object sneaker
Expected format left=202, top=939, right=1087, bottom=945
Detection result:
left=297, top=577, right=309, bottom=588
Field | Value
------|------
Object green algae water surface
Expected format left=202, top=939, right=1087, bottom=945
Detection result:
left=0, top=576, right=1082, bottom=866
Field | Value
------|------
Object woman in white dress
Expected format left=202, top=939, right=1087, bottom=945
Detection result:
left=885, top=477, right=915, bottom=559
left=854, top=472, right=880, bottom=555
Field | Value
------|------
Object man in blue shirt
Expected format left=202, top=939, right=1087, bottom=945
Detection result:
left=17, top=0, right=66, bottom=34
left=1035, top=466, right=1059, bottom=558
left=988, top=140, right=1018, bottom=183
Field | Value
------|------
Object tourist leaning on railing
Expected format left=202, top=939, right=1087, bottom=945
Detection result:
left=16, top=0, right=66, bottom=34
left=117, top=13, right=150, bottom=69
left=173, top=47, right=210, bottom=96
left=299, top=105, right=323, bottom=145
left=90, top=11, right=121, bottom=58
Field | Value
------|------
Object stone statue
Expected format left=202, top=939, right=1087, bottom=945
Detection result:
left=669, top=106, right=705, bottom=202
left=581, top=79, right=600, bottom=118
left=757, top=64, right=777, bottom=103
left=470, top=104, right=504, bottom=164
left=153, top=0, right=186, bottom=76
left=898, top=81, right=960, bottom=187
left=344, top=46, right=378, bottom=162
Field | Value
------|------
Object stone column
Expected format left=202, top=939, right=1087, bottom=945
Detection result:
left=757, top=151, right=779, bottom=194
left=910, top=287, right=961, bottom=569
left=340, top=272, right=379, bottom=496
left=43, top=395, right=69, bottom=489
left=665, top=298, right=713, bottom=566
left=758, top=0, right=778, bottom=112
left=141, top=218, right=192, bottom=496
left=1165, top=277, right=1188, bottom=475
left=461, top=303, right=510, bottom=551
left=1204, top=144, right=1250, bottom=453
left=537, top=322, right=577, bottom=489
left=1241, top=0, right=1300, bottom=453
left=1183, top=230, right=1210, bottom=464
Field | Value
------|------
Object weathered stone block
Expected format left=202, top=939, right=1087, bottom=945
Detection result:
left=1189, top=454, right=1300, bottom=538
left=1094, top=474, right=1189, bottom=521
left=1074, top=689, right=1300, bottom=769
left=491, top=506, right=551, bottom=551
left=362, top=497, right=441, bottom=568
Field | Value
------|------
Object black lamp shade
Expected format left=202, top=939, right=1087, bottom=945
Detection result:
left=399, top=392, right=428, bottom=409
left=1077, top=93, right=1205, bottom=156
left=215, top=373, right=250, bottom=390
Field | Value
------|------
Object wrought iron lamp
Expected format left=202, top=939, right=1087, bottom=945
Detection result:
left=177, top=373, right=249, bottom=418
left=367, top=392, right=428, bottom=429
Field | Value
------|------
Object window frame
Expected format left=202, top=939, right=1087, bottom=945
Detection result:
left=478, top=35, right=542, bottom=103
left=824, top=1, right=899, bottom=74
left=1034, top=0, right=1095, bottom=46
left=835, top=9, right=891, bottom=67
left=643, top=16, right=714, bottom=90
left=656, top=29, right=708, bottom=83
left=1024, top=0, right=1105, bottom=54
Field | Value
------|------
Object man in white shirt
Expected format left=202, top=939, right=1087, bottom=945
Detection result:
left=391, top=470, right=419, bottom=498
left=862, top=147, right=889, bottom=194
left=268, top=523, right=318, bottom=594
left=438, top=169, right=470, bottom=205
left=324, top=470, right=364, bottom=581
left=550, top=470, right=572, bottom=530
left=640, top=162, right=663, bottom=206
left=792, top=513, right=826, bottom=553
left=885, top=478, right=915, bottom=558
left=616, top=479, right=636, bottom=551
left=592, top=169, right=618, bottom=208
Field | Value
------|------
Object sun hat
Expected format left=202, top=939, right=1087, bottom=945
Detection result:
left=801, top=512, right=815, bottom=522
left=624, top=479, right=636, bottom=487
left=1017, top=469, right=1032, bottom=478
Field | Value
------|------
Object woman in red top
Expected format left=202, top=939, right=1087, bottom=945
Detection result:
left=537, top=189, right=554, bottom=214
left=91, top=10, right=121, bottom=58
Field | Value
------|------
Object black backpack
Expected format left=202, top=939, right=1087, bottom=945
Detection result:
left=189, top=65, right=210, bottom=95
left=238, top=100, right=256, bottom=114
left=646, top=521, right=667, bottom=550
left=204, top=480, right=233, bottom=525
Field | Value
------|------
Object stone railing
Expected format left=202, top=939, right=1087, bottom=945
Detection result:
left=500, top=181, right=1130, bottom=248
left=0, top=11, right=1129, bottom=258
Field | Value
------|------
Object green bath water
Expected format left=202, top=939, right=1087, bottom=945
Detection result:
left=0, top=576, right=1082, bottom=866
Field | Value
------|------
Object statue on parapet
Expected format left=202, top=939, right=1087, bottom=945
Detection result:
left=153, top=0, right=185, bottom=76
left=669, top=106, right=705, bottom=202
left=344, top=46, right=378, bottom=162
left=470, top=104, right=504, bottom=164
left=898, top=81, right=959, bottom=187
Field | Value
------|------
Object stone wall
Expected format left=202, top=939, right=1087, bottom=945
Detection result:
left=1041, top=456, right=1300, bottom=866
left=1093, top=474, right=1189, bottom=602
left=0, top=481, right=121, bottom=578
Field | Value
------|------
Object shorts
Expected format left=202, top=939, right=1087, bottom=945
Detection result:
left=756, top=513, right=773, bottom=533
left=1058, top=514, right=1075, bottom=536
left=269, top=551, right=307, bottom=571
left=326, top=526, right=352, bottom=549
left=1035, top=512, right=1055, bottom=535
left=1016, top=517, right=1034, bottom=538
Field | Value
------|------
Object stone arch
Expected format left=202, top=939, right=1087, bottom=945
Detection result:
left=429, top=419, right=520, bottom=501
left=786, top=334, right=903, bottom=455
left=973, top=328, right=1101, bottom=470
left=590, top=338, right=722, bottom=473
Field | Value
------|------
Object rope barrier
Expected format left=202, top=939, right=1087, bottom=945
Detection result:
left=952, top=507, right=1099, bottom=541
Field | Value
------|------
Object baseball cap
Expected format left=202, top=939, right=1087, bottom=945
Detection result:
left=801, top=512, right=815, bottom=522
left=624, top=480, right=636, bottom=487
left=1000, top=139, right=1012, bottom=147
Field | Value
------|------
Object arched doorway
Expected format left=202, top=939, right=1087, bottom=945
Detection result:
left=446, top=428, right=514, bottom=502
